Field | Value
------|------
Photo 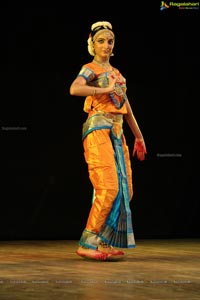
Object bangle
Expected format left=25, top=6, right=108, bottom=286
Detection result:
left=92, top=89, right=96, bottom=96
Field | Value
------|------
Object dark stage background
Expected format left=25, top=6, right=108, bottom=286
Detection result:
left=0, top=4, right=199, bottom=240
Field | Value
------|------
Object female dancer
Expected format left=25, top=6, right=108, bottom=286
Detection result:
left=69, top=21, right=147, bottom=260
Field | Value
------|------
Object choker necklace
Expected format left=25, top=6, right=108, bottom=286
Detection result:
left=93, top=59, right=112, bottom=71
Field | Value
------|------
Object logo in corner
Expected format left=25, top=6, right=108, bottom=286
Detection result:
left=160, top=1, right=170, bottom=10
left=160, top=1, right=199, bottom=10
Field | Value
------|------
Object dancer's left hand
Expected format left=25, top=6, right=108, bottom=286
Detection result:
left=132, top=138, right=147, bottom=161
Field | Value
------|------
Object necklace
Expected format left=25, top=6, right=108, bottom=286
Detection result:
left=93, top=59, right=112, bottom=71
left=92, top=59, right=127, bottom=109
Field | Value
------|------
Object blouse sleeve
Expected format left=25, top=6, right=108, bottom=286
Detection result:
left=77, top=67, right=95, bottom=83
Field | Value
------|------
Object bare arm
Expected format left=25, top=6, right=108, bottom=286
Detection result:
left=124, top=99, right=147, bottom=160
left=124, top=99, right=144, bottom=139
left=69, top=75, right=116, bottom=97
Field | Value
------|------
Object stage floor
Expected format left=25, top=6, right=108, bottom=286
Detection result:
left=0, top=239, right=199, bottom=299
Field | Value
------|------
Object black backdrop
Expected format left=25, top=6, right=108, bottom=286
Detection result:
left=0, top=3, right=199, bottom=240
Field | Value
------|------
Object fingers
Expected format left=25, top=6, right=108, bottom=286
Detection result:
left=132, top=149, right=146, bottom=160
left=138, top=152, right=145, bottom=161
left=108, top=72, right=117, bottom=81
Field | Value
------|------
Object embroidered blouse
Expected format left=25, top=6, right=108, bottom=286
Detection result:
left=77, top=61, right=128, bottom=114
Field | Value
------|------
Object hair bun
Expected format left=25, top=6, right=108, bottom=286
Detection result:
left=91, top=21, right=112, bottom=31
